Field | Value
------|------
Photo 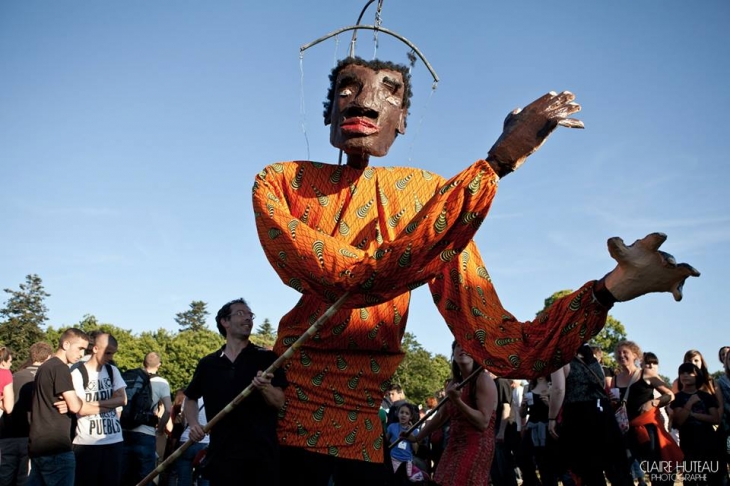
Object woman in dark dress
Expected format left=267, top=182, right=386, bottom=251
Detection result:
left=614, top=341, right=676, bottom=486
left=670, top=362, right=723, bottom=486
left=549, top=344, right=633, bottom=486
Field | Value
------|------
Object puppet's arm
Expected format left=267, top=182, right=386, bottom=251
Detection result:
left=429, top=239, right=609, bottom=378
left=430, top=234, right=698, bottom=378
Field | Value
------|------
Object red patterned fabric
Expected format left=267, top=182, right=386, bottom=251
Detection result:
left=433, top=383, right=495, bottom=486
left=253, top=160, right=609, bottom=462
left=630, top=407, right=684, bottom=469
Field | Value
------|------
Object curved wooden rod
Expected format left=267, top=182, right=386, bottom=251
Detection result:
left=300, top=25, right=439, bottom=86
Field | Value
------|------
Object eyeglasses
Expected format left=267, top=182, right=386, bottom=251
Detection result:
left=228, top=310, right=255, bottom=320
left=644, top=362, right=658, bottom=367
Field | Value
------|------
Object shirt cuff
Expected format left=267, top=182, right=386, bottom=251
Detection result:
left=592, top=277, right=617, bottom=309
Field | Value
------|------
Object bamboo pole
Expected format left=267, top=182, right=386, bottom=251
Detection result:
left=387, top=366, right=483, bottom=450
left=136, top=292, right=351, bottom=486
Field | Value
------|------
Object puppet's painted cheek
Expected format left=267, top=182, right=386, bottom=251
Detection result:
left=385, top=96, right=401, bottom=107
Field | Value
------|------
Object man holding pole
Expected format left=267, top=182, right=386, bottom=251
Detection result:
left=184, top=298, right=287, bottom=486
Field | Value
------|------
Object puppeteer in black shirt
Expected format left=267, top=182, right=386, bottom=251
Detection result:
left=185, top=344, right=288, bottom=462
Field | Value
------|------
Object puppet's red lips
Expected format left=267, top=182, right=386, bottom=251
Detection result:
left=340, top=117, right=380, bottom=135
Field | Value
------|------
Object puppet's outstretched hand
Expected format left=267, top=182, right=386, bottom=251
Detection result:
left=486, top=91, right=583, bottom=178
left=603, top=233, right=700, bottom=302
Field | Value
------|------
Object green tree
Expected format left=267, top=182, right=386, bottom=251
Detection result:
left=165, top=329, right=224, bottom=391
left=0, top=274, right=50, bottom=368
left=175, top=300, right=210, bottom=332
left=251, top=318, right=276, bottom=349
left=539, top=290, right=628, bottom=371
left=45, top=315, right=146, bottom=372
left=391, top=332, right=452, bottom=405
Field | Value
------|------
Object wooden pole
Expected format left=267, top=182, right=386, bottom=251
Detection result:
left=387, top=366, right=483, bottom=450
left=136, top=292, right=351, bottom=486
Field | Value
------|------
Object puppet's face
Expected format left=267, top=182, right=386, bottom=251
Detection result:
left=328, top=64, right=407, bottom=159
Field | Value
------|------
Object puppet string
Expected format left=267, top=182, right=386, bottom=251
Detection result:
left=299, top=53, right=311, bottom=160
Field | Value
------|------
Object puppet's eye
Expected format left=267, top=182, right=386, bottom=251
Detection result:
left=339, top=88, right=353, bottom=97
left=383, top=80, right=398, bottom=93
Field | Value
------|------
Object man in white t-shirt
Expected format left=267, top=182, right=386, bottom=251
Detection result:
left=176, top=397, right=210, bottom=486
left=121, top=352, right=171, bottom=486
left=71, top=332, right=127, bottom=486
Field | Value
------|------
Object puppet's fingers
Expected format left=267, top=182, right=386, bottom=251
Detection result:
left=678, top=262, right=701, bottom=278
left=552, top=101, right=581, bottom=118
left=607, top=236, right=629, bottom=261
left=637, top=232, right=667, bottom=252
left=670, top=263, right=700, bottom=301
left=557, top=118, right=585, bottom=129
left=546, top=91, right=576, bottom=111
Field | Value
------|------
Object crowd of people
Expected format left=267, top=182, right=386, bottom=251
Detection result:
left=387, top=343, right=730, bottom=486
left=1, top=316, right=728, bottom=486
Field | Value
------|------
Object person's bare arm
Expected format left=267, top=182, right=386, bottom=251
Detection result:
left=640, top=378, right=674, bottom=413
left=184, top=397, right=206, bottom=442
left=449, top=372, right=497, bottom=432
left=407, top=405, right=449, bottom=443
left=61, top=389, right=83, bottom=414
left=77, top=388, right=127, bottom=417
left=2, top=382, right=14, bottom=414
left=157, top=395, right=172, bottom=435
left=548, top=365, right=567, bottom=438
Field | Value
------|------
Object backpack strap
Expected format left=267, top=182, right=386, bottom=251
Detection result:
left=77, top=362, right=90, bottom=390
left=575, top=356, right=610, bottom=399
left=105, top=364, right=114, bottom=388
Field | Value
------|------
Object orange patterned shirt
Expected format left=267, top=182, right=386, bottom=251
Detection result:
left=253, top=159, right=608, bottom=462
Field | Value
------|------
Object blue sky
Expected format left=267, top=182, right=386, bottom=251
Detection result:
left=2, top=1, right=728, bottom=378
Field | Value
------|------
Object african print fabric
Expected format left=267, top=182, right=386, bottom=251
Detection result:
left=253, top=159, right=608, bottom=461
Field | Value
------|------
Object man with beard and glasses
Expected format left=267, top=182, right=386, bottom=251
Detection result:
left=184, top=299, right=287, bottom=486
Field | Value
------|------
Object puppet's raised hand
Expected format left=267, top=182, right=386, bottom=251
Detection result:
left=603, top=233, right=700, bottom=302
left=486, top=91, right=583, bottom=178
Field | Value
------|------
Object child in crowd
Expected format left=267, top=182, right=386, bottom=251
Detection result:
left=670, top=362, right=722, bottom=486
left=0, top=346, right=14, bottom=417
left=386, top=403, right=422, bottom=483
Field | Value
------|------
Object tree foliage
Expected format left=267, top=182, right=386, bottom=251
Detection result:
left=0, top=274, right=50, bottom=367
left=391, top=332, right=452, bottom=405
left=250, top=318, right=276, bottom=349
left=46, top=315, right=224, bottom=392
left=539, top=289, right=628, bottom=370
left=2, top=275, right=457, bottom=407
left=174, top=300, right=210, bottom=332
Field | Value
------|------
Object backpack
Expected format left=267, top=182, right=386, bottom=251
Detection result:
left=120, top=368, right=159, bottom=430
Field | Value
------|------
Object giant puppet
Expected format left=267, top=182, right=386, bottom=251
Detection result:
left=251, top=9, right=699, bottom=484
